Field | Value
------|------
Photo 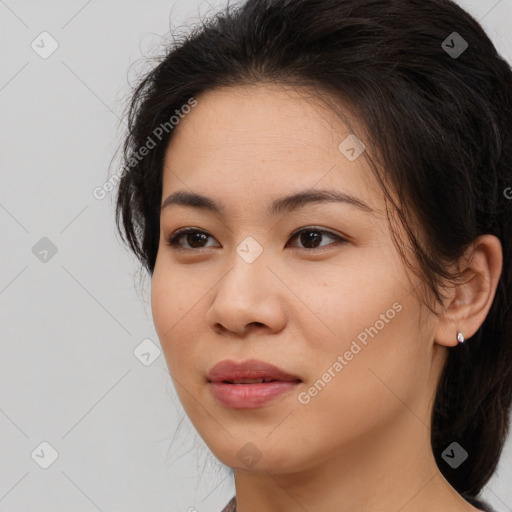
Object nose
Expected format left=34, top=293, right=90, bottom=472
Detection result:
left=205, top=253, right=288, bottom=337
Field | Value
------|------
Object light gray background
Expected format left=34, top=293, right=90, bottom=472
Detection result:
left=1, top=1, right=511, bottom=511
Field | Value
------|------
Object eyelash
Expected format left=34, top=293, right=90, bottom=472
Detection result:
left=165, top=226, right=347, bottom=252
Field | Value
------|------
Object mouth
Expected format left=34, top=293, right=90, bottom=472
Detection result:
left=207, top=359, right=302, bottom=408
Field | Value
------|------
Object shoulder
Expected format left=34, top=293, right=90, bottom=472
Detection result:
left=220, top=496, right=236, bottom=512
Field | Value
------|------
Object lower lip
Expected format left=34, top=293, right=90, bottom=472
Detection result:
left=209, top=381, right=301, bottom=408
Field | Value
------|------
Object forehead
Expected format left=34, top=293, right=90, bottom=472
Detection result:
left=161, top=83, right=383, bottom=213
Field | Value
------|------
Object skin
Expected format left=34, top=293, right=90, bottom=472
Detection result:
left=150, top=82, right=503, bottom=512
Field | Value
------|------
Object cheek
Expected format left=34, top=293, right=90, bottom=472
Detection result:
left=150, top=262, right=202, bottom=374
left=285, top=249, right=410, bottom=356
left=291, top=261, right=427, bottom=423
left=307, top=302, right=428, bottom=441
left=279, top=303, right=429, bottom=473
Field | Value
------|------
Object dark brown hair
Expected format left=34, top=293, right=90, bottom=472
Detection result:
left=115, top=0, right=512, bottom=502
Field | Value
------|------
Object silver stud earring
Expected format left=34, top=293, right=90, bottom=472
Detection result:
left=457, top=331, right=465, bottom=343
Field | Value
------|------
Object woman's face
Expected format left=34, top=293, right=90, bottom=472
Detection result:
left=151, top=83, right=445, bottom=473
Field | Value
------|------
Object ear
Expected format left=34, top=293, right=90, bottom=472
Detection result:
left=434, top=234, right=503, bottom=348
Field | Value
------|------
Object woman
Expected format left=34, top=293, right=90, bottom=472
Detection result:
left=114, top=0, right=512, bottom=510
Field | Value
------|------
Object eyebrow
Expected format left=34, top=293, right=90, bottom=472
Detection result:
left=160, top=188, right=374, bottom=216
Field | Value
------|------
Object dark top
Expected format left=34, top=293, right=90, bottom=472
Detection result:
left=220, top=494, right=497, bottom=511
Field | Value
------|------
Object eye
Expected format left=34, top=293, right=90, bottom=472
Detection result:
left=165, top=226, right=347, bottom=251
left=165, top=227, right=219, bottom=250
left=287, top=227, right=347, bottom=250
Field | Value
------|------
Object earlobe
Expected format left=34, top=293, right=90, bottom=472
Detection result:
left=434, top=234, right=503, bottom=348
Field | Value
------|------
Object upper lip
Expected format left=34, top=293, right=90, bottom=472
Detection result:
left=207, top=359, right=302, bottom=383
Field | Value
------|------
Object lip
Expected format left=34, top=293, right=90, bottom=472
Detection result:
left=207, top=358, right=301, bottom=383
left=207, top=359, right=302, bottom=409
